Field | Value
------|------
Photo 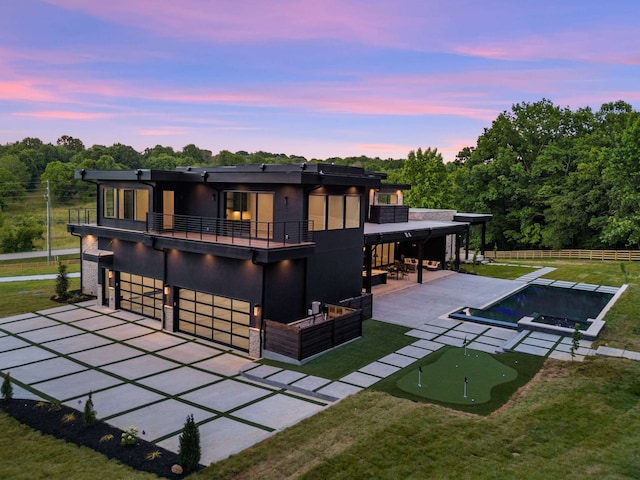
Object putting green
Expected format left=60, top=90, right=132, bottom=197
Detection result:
left=397, top=347, right=518, bottom=405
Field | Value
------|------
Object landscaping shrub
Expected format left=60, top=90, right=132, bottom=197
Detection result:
left=178, top=414, right=201, bottom=472
left=83, top=391, right=96, bottom=428
left=1, top=372, right=12, bottom=401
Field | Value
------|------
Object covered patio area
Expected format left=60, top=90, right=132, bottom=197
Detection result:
left=362, top=219, right=468, bottom=294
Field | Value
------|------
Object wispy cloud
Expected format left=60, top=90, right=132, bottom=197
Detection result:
left=43, top=0, right=408, bottom=46
left=452, top=26, right=640, bottom=65
left=13, top=111, right=115, bottom=120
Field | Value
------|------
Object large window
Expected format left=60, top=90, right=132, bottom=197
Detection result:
left=309, top=194, right=360, bottom=231
left=103, top=187, right=149, bottom=221
left=224, top=191, right=274, bottom=238
left=104, top=188, right=115, bottom=218
left=376, top=193, right=399, bottom=205
left=371, top=242, right=396, bottom=268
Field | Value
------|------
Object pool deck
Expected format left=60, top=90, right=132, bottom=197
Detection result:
left=244, top=270, right=632, bottom=400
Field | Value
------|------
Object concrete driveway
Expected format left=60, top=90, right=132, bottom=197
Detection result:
left=0, top=302, right=329, bottom=465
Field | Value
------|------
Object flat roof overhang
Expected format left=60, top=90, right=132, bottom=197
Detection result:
left=75, top=164, right=387, bottom=188
left=363, top=220, right=468, bottom=245
left=453, top=213, right=492, bottom=224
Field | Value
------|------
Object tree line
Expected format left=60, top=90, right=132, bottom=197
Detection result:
left=1, top=98, right=638, bottom=251
left=389, top=99, right=640, bottom=251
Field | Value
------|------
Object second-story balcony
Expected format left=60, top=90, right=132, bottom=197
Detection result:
left=146, top=213, right=314, bottom=248
left=68, top=209, right=315, bottom=254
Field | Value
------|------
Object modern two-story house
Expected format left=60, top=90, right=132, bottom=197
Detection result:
left=68, top=163, right=489, bottom=359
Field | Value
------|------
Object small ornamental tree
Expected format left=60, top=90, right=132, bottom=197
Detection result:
left=178, top=414, right=201, bottom=472
left=55, top=261, right=69, bottom=300
left=1, top=372, right=13, bottom=401
left=83, top=391, right=97, bottom=428
left=570, top=322, right=582, bottom=360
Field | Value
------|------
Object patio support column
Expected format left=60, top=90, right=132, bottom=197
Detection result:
left=417, top=240, right=424, bottom=284
left=363, top=244, right=372, bottom=293
left=455, top=233, right=462, bottom=271
left=465, top=225, right=470, bottom=261
left=481, top=222, right=487, bottom=256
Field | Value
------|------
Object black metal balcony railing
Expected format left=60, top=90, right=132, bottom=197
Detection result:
left=146, top=212, right=314, bottom=247
left=69, top=208, right=93, bottom=224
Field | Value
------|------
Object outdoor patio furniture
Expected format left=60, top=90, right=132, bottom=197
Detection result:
left=423, top=260, right=441, bottom=271
left=403, top=258, right=418, bottom=272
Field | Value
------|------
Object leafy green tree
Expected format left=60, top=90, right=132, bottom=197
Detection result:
left=400, top=147, right=452, bottom=208
left=215, top=149, right=241, bottom=166
left=181, top=144, right=212, bottom=166
left=41, top=161, right=78, bottom=203
left=77, top=154, right=121, bottom=170
left=143, top=144, right=175, bottom=159
left=451, top=99, right=640, bottom=250
left=107, top=143, right=143, bottom=169
left=0, top=216, right=44, bottom=253
left=600, top=113, right=640, bottom=247
left=57, top=135, right=85, bottom=153
left=144, top=153, right=177, bottom=170
left=0, top=167, right=25, bottom=210
left=0, top=154, right=30, bottom=187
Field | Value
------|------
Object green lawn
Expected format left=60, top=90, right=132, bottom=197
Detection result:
left=199, top=356, right=640, bottom=480
left=0, top=278, right=80, bottom=317
left=1, top=258, right=639, bottom=479
left=466, top=262, right=536, bottom=279
left=260, top=320, right=414, bottom=380
left=0, top=256, right=80, bottom=277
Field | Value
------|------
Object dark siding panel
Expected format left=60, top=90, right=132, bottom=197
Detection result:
left=263, top=259, right=305, bottom=323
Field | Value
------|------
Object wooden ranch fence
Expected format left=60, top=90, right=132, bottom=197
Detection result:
left=485, top=249, right=640, bottom=261
left=0, top=258, right=80, bottom=275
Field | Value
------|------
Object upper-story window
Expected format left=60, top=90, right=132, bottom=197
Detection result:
left=376, top=192, right=399, bottom=205
left=224, top=191, right=274, bottom=238
left=309, top=194, right=360, bottom=231
left=103, top=187, right=149, bottom=221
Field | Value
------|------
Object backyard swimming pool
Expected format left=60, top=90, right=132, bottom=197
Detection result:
left=450, top=284, right=615, bottom=330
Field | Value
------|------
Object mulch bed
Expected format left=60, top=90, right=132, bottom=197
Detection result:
left=0, top=399, right=202, bottom=478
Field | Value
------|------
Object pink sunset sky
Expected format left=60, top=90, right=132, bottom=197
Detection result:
left=1, top=0, right=639, bottom=161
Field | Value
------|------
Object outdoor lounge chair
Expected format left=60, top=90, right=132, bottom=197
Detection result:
left=403, top=258, right=418, bottom=272
left=423, top=260, right=441, bottom=271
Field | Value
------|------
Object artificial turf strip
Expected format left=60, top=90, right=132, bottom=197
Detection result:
left=370, top=346, right=545, bottom=416
left=397, top=347, right=518, bottom=404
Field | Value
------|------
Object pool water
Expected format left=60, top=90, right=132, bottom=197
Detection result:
left=451, top=284, right=614, bottom=328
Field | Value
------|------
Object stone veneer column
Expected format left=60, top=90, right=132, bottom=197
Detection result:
left=163, top=305, right=176, bottom=331
left=108, top=286, right=116, bottom=310
left=249, top=327, right=261, bottom=359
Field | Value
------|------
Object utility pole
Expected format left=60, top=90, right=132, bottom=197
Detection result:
left=46, top=179, right=52, bottom=265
